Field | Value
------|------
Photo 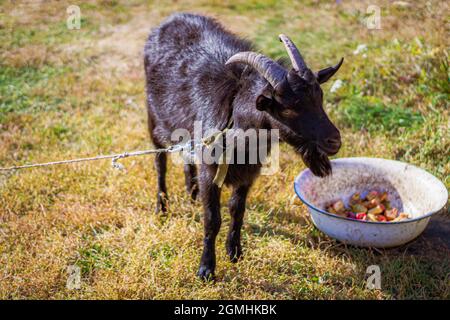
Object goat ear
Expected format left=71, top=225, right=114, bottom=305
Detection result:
left=255, top=85, right=274, bottom=111
left=317, top=57, right=344, bottom=84
left=256, top=94, right=273, bottom=111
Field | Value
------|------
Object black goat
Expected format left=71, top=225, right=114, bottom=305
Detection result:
left=144, top=13, right=343, bottom=280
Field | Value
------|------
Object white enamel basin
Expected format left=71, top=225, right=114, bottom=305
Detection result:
left=294, top=157, right=448, bottom=248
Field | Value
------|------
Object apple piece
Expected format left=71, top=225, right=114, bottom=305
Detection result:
left=371, top=198, right=381, bottom=206
left=398, top=212, right=410, bottom=220
left=368, top=205, right=384, bottom=215
left=352, top=203, right=368, bottom=213
left=332, top=200, right=345, bottom=213
left=377, top=215, right=387, bottom=222
left=364, top=198, right=379, bottom=209
left=356, top=213, right=367, bottom=221
left=349, top=192, right=361, bottom=205
left=367, top=213, right=378, bottom=222
left=335, top=211, right=348, bottom=218
left=385, top=208, right=399, bottom=221
left=382, top=200, right=392, bottom=209
left=327, top=206, right=337, bottom=214
left=392, top=212, right=410, bottom=222
left=366, top=191, right=379, bottom=201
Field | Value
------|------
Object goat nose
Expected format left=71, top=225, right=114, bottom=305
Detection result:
left=326, top=137, right=340, bottom=146
left=325, top=136, right=341, bottom=151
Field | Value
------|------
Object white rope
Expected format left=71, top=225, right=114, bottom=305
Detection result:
left=0, top=118, right=234, bottom=183
left=0, top=142, right=189, bottom=172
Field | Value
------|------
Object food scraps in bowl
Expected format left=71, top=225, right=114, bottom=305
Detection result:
left=325, top=190, right=410, bottom=223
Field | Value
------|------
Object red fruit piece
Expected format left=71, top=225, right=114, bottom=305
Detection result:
left=377, top=215, right=387, bottom=222
left=356, top=213, right=367, bottom=221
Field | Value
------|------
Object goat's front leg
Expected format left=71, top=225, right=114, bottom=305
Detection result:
left=197, top=165, right=222, bottom=280
left=226, top=184, right=250, bottom=263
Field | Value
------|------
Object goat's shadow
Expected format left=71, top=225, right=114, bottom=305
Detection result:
left=244, top=203, right=450, bottom=298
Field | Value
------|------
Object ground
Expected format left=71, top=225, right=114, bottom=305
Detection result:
left=0, top=0, right=449, bottom=299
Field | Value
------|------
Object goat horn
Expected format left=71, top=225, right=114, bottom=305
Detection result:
left=278, top=34, right=308, bottom=73
left=226, top=52, right=286, bottom=89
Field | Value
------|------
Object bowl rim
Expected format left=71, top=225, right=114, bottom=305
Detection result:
left=293, top=157, right=448, bottom=225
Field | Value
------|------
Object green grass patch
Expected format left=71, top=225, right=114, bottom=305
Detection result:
left=222, top=0, right=279, bottom=13
left=336, top=95, right=423, bottom=133
left=76, top=243, right=113, bottom=276
left=0, top=19, right=94, bottom=49
left=0, top=65, right=69, bottom=122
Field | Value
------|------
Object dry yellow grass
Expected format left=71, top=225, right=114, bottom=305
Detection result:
left=0, top=0, right=449, bottom=299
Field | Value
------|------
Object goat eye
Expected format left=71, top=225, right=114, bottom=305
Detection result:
left=280, top=108, right=298, bottom=119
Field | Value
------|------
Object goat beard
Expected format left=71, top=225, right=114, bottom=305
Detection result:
left=296, top=143, right=332, bottom=177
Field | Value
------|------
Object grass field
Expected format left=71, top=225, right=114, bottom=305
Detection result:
left=0, top=0, right=449, bottom=299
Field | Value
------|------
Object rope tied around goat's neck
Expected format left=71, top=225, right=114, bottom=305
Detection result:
left=203, top=117, right=234, bottom=188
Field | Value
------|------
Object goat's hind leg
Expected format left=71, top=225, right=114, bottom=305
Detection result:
left=184, top=164, right=199, bottom=200
left=147, top=108, right=169, bottom=213
left=154, top=151, right=168, bottom=213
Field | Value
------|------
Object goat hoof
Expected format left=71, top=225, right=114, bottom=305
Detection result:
left=155, top=204, right=167, bottom=214
left=197, top=265, right=215, bottom=281
left=156, top=196, right=168, bottom=213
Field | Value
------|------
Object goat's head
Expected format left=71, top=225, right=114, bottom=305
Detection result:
left=226, top=34, right=343, bottom=177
